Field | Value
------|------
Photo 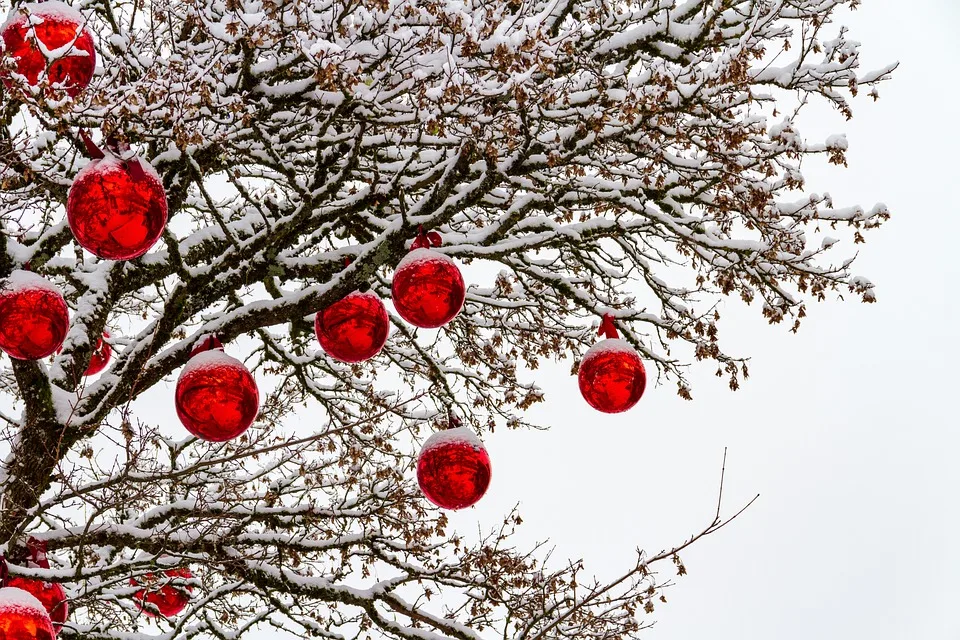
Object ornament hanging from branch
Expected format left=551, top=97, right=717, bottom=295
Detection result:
left=175, top=335, right=259, bottom=442
left=578, top=314, right=647, bottom=414
left=131, top=567, right=193, bottom=618
left=4, top=540, right=68, bottom=636
left=0, top=1, right=96, bottom=98
left=0, top=270, right=69, bottom=361
left=392, top=227, right=465, bottom=329
left=66, top=133, right=168, bottom=261
left=417, top=419, right=491, bottom=510
left=57, top=330, right=111, bottom=376
left=315, top=260, right=389, bottom=363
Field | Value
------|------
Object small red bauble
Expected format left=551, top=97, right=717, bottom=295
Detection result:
left=82, top=331, right=110, bottom=376
left=66, top=155, right=168, bottom=261
left=5, top=579, right=67, bottom=635
left=392, top=248, right=465, bottom=329
left=315, top=291, right=389, bottom=363
left=0, top=271, right=69, bottom=361
left=176, top=347, right=259, bottom=442
left=417, top=427, right=491, bottom=510
left=578, top=338, right=647, bottom=413
left=1, top=2, right=96, bottom=97
left=0, top=587, right=56, bottom=640
left=131, top=568, right=193, bottom=618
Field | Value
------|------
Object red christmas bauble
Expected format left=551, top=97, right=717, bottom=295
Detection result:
left=0, top=587, right=56, bottom=640
left=66, top=155, right=168, bottom=261
left=392, top=249, right=465, bottom=329
left=175, top=349, right=259, bottom=442
left=4, top=579, right=67, bottom=635
left=417, top=427, right=491, bottom=510
left=315, top=291, right=389, bottom=363
left=131, top=568, right=193, bottom=618
left=0, top=271, right=69, bottom=361
left=0, top=2, right=96, bottom=97
left=82, top=331, right=110, bottom=376
left=578, top=338, right=647, bottom=413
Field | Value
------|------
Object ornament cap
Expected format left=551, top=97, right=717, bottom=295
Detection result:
left=189, top=334, right=223, bottom=358
left=598, top=313, right=619, bottom=339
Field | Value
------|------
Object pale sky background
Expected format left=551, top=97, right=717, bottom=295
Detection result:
left=460, top=1, right=960, bottom=639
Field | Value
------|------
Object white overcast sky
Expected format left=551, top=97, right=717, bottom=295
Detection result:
left=460, top=1, right=960, bottom=639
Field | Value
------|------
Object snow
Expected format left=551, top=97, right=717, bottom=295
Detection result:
left=3, top=269, right=60, bottom=295
left=0, top=586, right=49, bottom=616
left=420, top=426, right=484, bottom=454
left=1, top=1, right=86, bottom=31
left=396, top=248, right=456, bottom=272
left=583, top=338, right=639, bottom=362
left=179, top=348, right=246, bottom=379
left=74, top=153, right=162, bottom=184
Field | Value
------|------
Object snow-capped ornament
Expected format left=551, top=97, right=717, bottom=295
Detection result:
left=0, top=270, right=69, bottom=361
left=417, top=422, right=491, bottom=510
left=392, top=228, right=465, bottom=329
left=0, top=2, right=96, bottom=97
left=131, top=568, right=193, bottom=618
left=0, top=586, right=56, bottom=640
left=315, top=288, right=389, bottom=363
left=175, top=336, right=259, bottom=442
left=66, top=140, right=168, bottom=261
left=5, top=540, right=68, bottom=635
left=578, top=314, right=647, bottom=414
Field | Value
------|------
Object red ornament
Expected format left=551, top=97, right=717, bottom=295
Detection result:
left=66, top=155, right=168, bottom=261
left=417, top=427, right=491, bottom=510
left=578, top=315, right=646, bottom=414
left=175, top=343, right=259, bottom=442
left=0, top=2, right=96, bottom=97
left=4, top=580, right=66, bottom=636
left=315, top=291, right=389, bottom=363
left=0, top=271, right=69, bottom=361
left=82, top=331, right=110, bottom=376
left=131, top=568, right=193, bottom=618
left=392, top=232, right=465, bottom=329
left=0, top=587, right=55, bottom=640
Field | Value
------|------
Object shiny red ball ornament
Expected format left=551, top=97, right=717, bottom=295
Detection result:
left=66, top=154, right=168, bottom=261
left=0, top=271, right=69, bottom=361
left=0, top=587, right=56, bottom=640
left=578, top=315, right=647, bottom=414
left=417, top=426, right=491, bottom=510
left=131, top=568, right=193, bottom=618
left=315, top=291, right=389, bottom=363
left=176, top=339, right=259, bottom=442
left=392, top=230, right=465, bottom=329
left=1, top=2, right=96, bottom=97
left=4, top=580, right=67, bottom=636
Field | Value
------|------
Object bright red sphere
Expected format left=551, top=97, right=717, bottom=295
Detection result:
left=82, top=331, right=110, bottom=376
left=175, top=350, right=259, bottom=442
left=0, top=272, right=69, bottom=361
left=392, top=249, right=465, bottom=329
left=66, top=156, right=168, bottom=261
left=417, top=428, right=491, bottom=510
left=1, top=3, right=96, bottom=98
left=578, top=339, right=647, bottom=413
left=0, top=587, right=56, bottom=640
left=131, top=568, right=193, bottom=618
left=315, top=291, right=389, bottom=363
left=4, top=579, right=67, bottom=635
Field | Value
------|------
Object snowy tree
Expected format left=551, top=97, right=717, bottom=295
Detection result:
left=0, top=0, right=893, bottom=638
